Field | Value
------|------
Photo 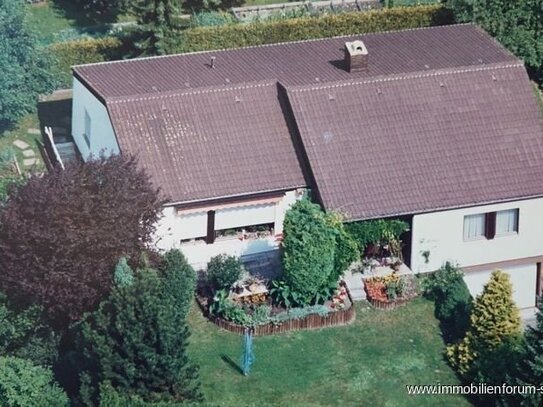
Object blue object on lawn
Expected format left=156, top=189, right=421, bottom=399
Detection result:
left=241, top=328, right=254, bottom=376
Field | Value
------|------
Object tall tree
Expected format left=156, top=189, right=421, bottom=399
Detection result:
left=132, top=0, right=184, bottom=55
left=77, top=253, right=201, bottom=405
left=448, top=0, right=543, bottom=75
left=0, top=0, right=57, bottom=131
left=0, top=154, right=163, bottom=329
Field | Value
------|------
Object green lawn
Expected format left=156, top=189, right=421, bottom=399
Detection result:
left=188, top=298, right=471, bottom=407
left=0, top=114, right=44, bottom=173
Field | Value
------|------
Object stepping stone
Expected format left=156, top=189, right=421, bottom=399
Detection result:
left=27, top=128, right=41, bottom=135
left=12, top=139, right=30, bottom=150
left=22, top=149, right=35, bottom=158
left=23, top=158, right=38, bottom=166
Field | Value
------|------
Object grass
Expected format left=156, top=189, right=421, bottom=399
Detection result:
left=27, top=2, right=76, bottom=44
left=188, top=297, right=471, bottom=407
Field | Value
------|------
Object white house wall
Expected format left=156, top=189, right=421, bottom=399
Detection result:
left=411, top=198, right=543, bottom=309
left=410, top=198, right=543, bottom=273
left=71, top=78, right=119, bottom=160
left=154, top=190, right=300, bottom=267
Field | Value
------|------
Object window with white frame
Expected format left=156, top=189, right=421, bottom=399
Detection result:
left=463, top=213, right=486, bottom=240
left=496, top=209, right=519, bottom=235
left=83, top=110, right=91, bottom=148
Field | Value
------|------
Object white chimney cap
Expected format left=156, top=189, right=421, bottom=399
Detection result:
left=345, top=40, right=368, bottom=56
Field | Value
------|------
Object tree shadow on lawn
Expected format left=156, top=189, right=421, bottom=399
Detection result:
left=220, top=354, right=243, bottom=376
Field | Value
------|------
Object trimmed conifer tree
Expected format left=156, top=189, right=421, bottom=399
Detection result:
left=77, top=252, right=201, bottom=404
left=447, top=270, right=522, bottom=376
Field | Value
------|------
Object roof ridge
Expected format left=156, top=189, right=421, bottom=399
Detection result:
left=287, top=62, right=525, bottom=93
left=106, top=80, right=278, bottom=104
left=73, top=23, right=474, bottom=70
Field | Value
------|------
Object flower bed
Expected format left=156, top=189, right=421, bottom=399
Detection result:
left=196, top=282, right=356, bottom=336
left=364, top=273, right=419, bottom=310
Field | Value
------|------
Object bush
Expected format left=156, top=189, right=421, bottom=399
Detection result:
left=325, top=212, right=359, bottom=281
left=282, top=199, right=336, bottom=305
left=422, top=262, right=472, bottom=340
left=0, top=356, right=68, bottom=407
left=346, top=218, right=409, bottom=256
left=206, top=254, right=244, bottom=291
left=49, top=37, right=128, bottom=87
left=447, top=270, right=522, bottom=376
left=176, top=5, right=453, bottom=53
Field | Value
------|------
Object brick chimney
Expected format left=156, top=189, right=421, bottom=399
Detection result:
left=344, top=40, right=368, bottom=73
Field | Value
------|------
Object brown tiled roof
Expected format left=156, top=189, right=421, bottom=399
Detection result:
left=107, top=81, right=306, bottom=203
left=74, top=24, right=543, bottom=212
left=74, top=24, right=516, bottom=100
left=287, top=63, right=543, bottom=220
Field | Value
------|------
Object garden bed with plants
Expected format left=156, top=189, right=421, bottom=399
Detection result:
left=364, top=272, right=419, bottom=310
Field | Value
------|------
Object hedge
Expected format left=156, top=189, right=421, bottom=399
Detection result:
left=176, top=5, right=454, bottom=53
left=49, top=37, right=128, bottom=87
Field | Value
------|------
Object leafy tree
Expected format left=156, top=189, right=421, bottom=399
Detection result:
left=161, top=249, right=197, bottom=317
left=447, top=270, right=522, bottom=376
left=0, top=356, right=68, bottom=407
left=132, top=0, right=184, bottom=55
left=448, top=0, right=543, bottom=74
left=77, top=253, right=201, bottom=404
left=206, top=254, right=243, bottom=292
left=282, top=199, right=336, bottom=305
left=0, top=154, right=163, bottom=329
left=0, top=0, right=57, bottom=131
left=515, top=299, right=543, bottom=406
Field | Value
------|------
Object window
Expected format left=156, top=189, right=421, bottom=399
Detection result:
left=83, top=110, right=91, bottom=148
left=463, top=213, right=486, bottom=240
left=464, top=209, right=519, bottom=241
left=496, top=209, right=519, bottom=235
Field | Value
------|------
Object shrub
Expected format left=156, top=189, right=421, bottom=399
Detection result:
left=206, top=254, right=244, bottom=291
left=422, top=262, right=472, bottom=340
left=269, top=280, right=302, bottom=309
left=447, top=270, right=522, bottom=376
left=0, top=154, right=163, bottom=329
left=176, top=5, right=453, bottom=53
left=49, top=37, right=127, bottom=87
left=282, top=199, right=336, bottom=305
left=0, top=356, right=68, bottom=407
left=325, top=212, right=359, bottom=281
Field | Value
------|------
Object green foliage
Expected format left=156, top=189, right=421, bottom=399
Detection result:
left=0, top=356, right=68, bottom=407
left=448, top=0, right=543, bottom=73
left=515, top=299, right=543, bottom=406
left=132, top=0, right=185, bottom=55
left=77, top=261, right=202, bottom=404
left=161, top=249, right=197, bottom=318
left=447, top=270, right=522, bottom=376
left=49, top=37, right=127, bottom=87
left=0, top=293, right=58, bottom=367
left=0, top=0, right=57, bottom=131
left=422, top=262, right=472, bottom=340
left=0, top=176, right=24, bottom=204
left=77, top=0, right=131, bottom=23
left=271, top=305, right=330, bottom=324
left=206, top=254, right=244, bottom=292
left=113, top=257, right=135, bottom=288
left=209, top=289, right=250, bottom=325
left=176, top=5, right=453, bottom=53
left=282, top=199, right=336, bottom=305
left=346, top=218, right=409, bottom=255
left=325, top=212, right=359, bottom=281
left=189, top=11, right=236, bottom=27
left=268, top=280, right=302, bottom=308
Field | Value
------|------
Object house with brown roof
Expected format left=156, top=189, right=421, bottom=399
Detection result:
left=70, top=24, right=543, bottom=309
